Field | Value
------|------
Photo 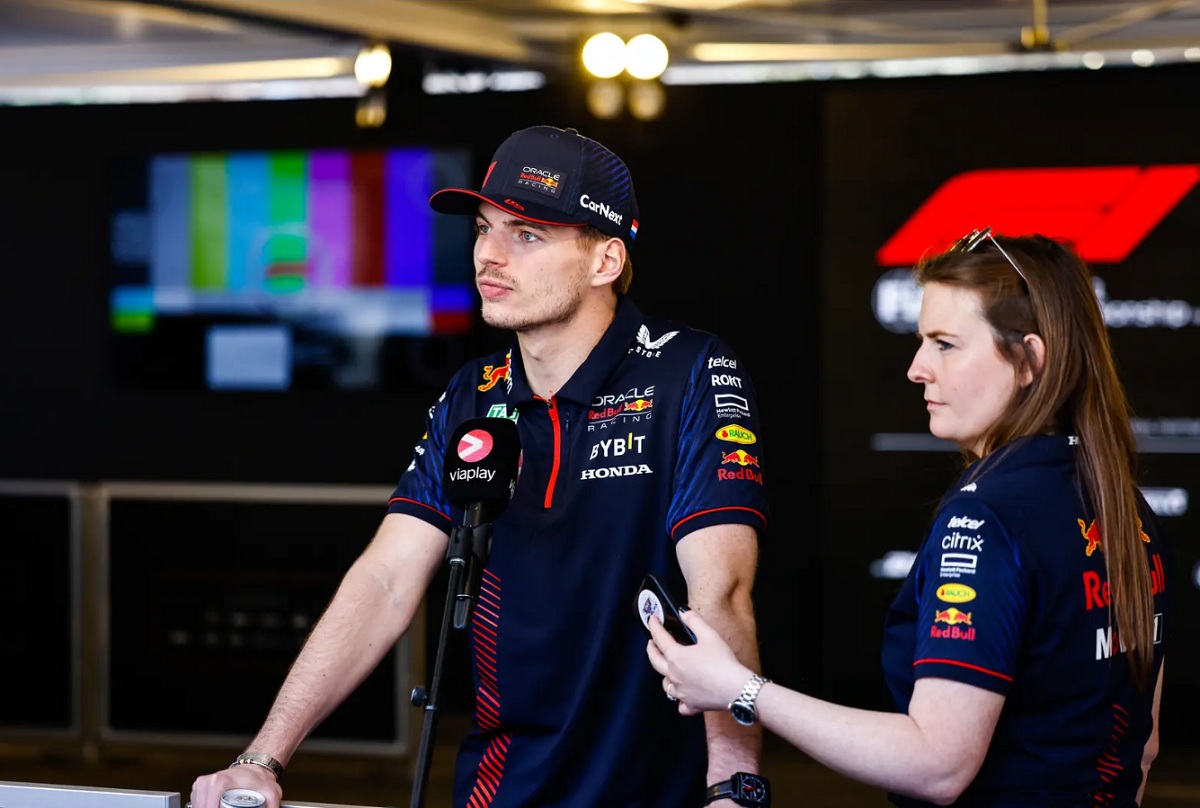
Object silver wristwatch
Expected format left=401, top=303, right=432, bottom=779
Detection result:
left=728, top=673, right=771, bottom=726
left=230, top=751, right=285, bottom=781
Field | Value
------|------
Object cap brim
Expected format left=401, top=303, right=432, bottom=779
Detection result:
left=429, top=188, right=586, bottom=230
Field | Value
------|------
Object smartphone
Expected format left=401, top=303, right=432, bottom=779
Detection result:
left=634, top=574, right=697, bottom=645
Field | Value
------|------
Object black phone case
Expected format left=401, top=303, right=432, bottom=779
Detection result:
left=634, top=574, right=697, bottom=645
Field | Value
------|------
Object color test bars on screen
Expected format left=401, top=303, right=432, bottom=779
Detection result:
left=111, top=147, right=473, bottom=337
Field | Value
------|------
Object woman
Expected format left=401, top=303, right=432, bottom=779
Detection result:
left=647, top=230, right=1170, bottom=806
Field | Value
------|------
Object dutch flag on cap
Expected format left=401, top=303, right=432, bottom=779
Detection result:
left=630, top=219, right=639, bottom=239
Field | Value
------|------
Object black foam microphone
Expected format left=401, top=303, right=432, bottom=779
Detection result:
left=443, top=416, right=521, bottom=629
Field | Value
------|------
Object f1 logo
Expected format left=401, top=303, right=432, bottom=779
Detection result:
left=877, top=165, right=1200, bottom=266
left=457, top=429, right=493, bottom=463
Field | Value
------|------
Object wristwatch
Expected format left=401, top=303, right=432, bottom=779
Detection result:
left=704, top=772, right=771, bottom=806
left=728, top=673, right=771, bottom=726
left=230, top=751, right=284, bottom=781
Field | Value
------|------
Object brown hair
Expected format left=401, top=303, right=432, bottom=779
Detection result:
left=579, top=226, right=633, bottom=294
left=914, top=234, right=1154, bottom=687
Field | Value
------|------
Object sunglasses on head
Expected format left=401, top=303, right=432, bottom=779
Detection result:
left=952, top=227, right=1029, bottom=286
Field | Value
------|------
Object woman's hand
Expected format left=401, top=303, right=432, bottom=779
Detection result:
left=645, top=608, right=757, bottom=716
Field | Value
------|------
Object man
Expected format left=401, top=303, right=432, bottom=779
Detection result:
left=190, top=125, right=771, bottom=807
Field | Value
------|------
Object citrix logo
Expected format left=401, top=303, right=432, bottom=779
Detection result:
left=580, top=194, right=623, bottom=225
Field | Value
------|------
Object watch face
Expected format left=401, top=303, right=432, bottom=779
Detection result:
left=739, top=774, right=767, bottom=800
left=730, top=701, right=755, bottom=726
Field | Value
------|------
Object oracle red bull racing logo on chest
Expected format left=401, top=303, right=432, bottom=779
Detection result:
left=588, top=386, right=655, bottom=429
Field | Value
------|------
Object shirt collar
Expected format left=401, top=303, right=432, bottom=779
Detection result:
left=504, top=296, right=644, bottom=407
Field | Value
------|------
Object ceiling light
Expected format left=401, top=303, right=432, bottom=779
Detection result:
left=690, top=42, right=1004, bottom=62
left=355, top=43, right=392, bottom=88
left=625, top=33, right=669, bottom=80
left=582, top=32, right=626, bottom=79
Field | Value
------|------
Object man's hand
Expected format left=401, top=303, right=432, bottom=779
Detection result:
left=189, top=762, right=281, bottom=808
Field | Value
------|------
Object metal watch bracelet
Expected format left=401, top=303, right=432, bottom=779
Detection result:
left=230, top=751, right=284, bottom=781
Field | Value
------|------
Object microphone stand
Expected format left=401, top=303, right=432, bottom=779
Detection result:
left=409, top=502, right=492, bottom=808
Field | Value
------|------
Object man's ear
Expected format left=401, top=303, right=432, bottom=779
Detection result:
left=1019, top=333, right=1046, bottom=387
left=591, top=237, right=625, bottom=287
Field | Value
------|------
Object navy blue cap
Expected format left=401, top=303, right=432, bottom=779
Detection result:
left=430, top=125, right=640, bottom=247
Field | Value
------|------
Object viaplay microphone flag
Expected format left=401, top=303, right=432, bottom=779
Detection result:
left=443, top=416, right=521, bottom=524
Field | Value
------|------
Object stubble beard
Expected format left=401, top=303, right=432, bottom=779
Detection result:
left=480, top=262, right=589, bottom=333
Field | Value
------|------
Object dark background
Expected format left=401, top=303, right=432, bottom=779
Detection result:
left=1, top=60, right=1196, bottom=753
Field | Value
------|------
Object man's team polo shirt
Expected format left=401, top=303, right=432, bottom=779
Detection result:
left=882, top=435, right=1170, bottom=807
left=388, top=295, right=770, bottom=808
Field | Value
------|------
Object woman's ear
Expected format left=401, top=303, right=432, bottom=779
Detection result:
left=1019, top=333, right=1046, bottom=387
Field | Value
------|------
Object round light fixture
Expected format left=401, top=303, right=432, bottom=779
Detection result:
left=582, top=32, right=627, bottom=79
left=625, top=33, right=669, bottom=80
left=355, top=43, right=393, bottom=88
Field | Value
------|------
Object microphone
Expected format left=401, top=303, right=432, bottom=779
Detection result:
left=443, top=417, right=521, bottom=629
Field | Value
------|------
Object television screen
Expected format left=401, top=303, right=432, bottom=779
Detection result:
left=0, top=483, right=78, bottom=734
left=108, top=146, right=480, bottom=392
left=103, top=483, right=413, bottom=752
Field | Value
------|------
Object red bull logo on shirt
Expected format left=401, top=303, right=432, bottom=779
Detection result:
left=1078, top=517, right=1151, bottom=557
left=934, top=608, right=972, bottom=626
left=931, top=607, right=975, bottom=640
left=720, top=449, right=759, bottom=467
left=478, top=351, right=512, bottom=392
left=716, top=449, right=763, bottom=484
left=1082, top=552, right=1167, bottom=610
